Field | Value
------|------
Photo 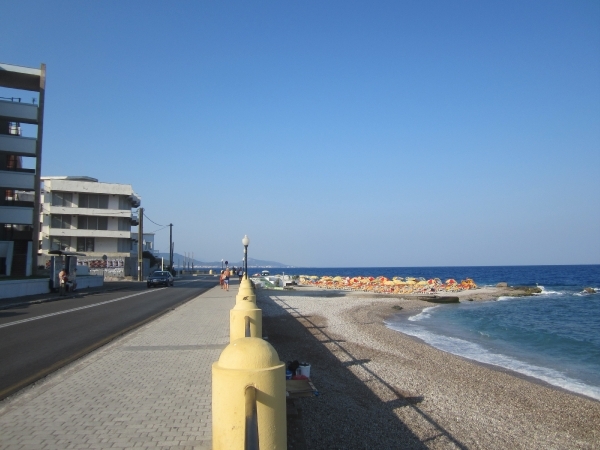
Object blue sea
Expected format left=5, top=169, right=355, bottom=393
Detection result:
left=265, top=265, right=600, bottom=401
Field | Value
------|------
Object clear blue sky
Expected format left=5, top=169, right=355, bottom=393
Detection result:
left=3, top=1, right=599, bottom=267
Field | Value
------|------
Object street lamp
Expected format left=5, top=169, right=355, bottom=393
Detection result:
left=242, top=235, right=250, bottom=279
left=221, top=259, right=223, bottom=271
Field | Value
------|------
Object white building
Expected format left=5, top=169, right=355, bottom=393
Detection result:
left=39, top=176, right=141, bottom=262
left=131, top=232, right=158, bottom=255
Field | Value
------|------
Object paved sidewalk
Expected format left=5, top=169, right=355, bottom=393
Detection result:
left=0, top=282, right=237, bottom=449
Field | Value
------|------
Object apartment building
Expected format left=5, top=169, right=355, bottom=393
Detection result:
left=0, top=62, right=46, bottom=276
left=40, top=176, right=141, bottom=264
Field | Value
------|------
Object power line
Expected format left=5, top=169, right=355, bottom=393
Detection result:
left=143, top=213, right=164, bottom=227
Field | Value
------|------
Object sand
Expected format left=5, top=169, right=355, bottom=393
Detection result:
left=258, top=286, right=600, bottom=449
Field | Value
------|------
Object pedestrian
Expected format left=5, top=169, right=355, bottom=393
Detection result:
left=238, top=267, right=243, bottom=281
left=223, top=267, right=230, bottom=291
left=219, top=270, right=225, bottom=289
left=58, top=267, right=68, bottom=296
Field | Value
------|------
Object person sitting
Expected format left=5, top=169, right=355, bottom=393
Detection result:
left=58, top=268, right=68, bottom=296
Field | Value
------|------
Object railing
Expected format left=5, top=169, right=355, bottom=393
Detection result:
left=244, top=385, right=259, bottom=450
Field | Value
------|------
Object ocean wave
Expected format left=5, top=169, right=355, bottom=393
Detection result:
left=387, top=323, right=600, bottom=401
left=536, top=285, right=564, bottom=296
left=407, top=306, right=439, bottom=322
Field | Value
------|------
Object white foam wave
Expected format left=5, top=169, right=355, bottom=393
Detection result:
left=387, top=323, right=600, bottom=401
left=408, top=306, right=439, bottom=322
left=536, top=285, right=564, bottom=296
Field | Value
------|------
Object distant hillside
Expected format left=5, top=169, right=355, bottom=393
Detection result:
left=156, top=253, right=294, bottom=268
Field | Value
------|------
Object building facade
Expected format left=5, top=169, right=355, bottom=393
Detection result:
left=39, top=176, right=141, bottom=264
left=0, top=62, right=46, bottom=276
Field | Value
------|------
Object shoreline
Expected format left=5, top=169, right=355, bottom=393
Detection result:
left=259, top=287, right=600, bottom=449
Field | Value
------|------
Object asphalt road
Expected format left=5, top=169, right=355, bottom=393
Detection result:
left=0, top=276, right=219, bottom=400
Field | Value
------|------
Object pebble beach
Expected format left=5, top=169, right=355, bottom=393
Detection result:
left=258, top=286, right=600, bottom=449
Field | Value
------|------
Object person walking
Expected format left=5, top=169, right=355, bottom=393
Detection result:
left=219, top=270, right=225, bottom=289
left=237, top=267, right=243, bottom=281
left=223, top=267, right=230, bottom=291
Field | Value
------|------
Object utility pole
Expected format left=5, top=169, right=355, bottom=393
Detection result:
left=137, top=207, right=144, bottom=281
left=169, top=223, right=173, bottom=272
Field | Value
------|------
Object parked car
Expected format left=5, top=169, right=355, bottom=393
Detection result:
left=147, top=271, right=174, bottom=288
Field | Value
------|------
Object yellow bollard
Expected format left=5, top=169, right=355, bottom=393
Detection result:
left=212, top=337, right=287, bottom=450
left=236, top=276, right=256, bottom=303
left=230, top=295, right=262, bottom=342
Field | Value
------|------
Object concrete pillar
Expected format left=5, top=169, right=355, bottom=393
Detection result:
left=212, top=337, right=287, bottom=450
left=230, top=296, right=262, bottom=342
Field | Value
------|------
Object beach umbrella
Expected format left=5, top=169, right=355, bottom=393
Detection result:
left=417, top=280, right=428, bottom=286
left=406, top=280, right=416, bottom=285
left=384, top=280, right=395, bottom=286
left=446, top=279, right=457, bottom=285
left=333, top=276, right=343, bottom=282
left=309, top=276, right=319, bottom=280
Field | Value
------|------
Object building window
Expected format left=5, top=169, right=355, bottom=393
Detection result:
left=118, top=196, right=131, bottom=210
left=117, top=238, right=130, bottom=252
left=79, top=194, right=109, bottom=209
left=51, top=236, right=71, bottom=251
left=77, top=237, right=95, bottom=252
left=77, top=215, right=108, bottom=230
left=117, top=217, right=130, bottom=231
left=51, top=214, right=72, bottom=229
left=51, top=192, right=73, bottom=207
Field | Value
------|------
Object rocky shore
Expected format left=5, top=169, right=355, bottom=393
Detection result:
left=258, top=286, right=600, bottom=449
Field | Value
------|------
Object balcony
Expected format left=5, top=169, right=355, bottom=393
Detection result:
left=0, top=169, right=35, bottom=190
left=0, top=134, right=37, bottom=157
left=0, top=99, right=38, bottom=124
left=0, top=205, right=33, bottom=225
left=131, top=213, right=139, bottom=226
left=47, top=228, right=131, bottom=239
left=48, top=206, right=132, bottom=217
left=129, top=193, right=141, bottom=208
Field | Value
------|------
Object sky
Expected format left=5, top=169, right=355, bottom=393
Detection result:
left=2, top=1, right=599, bottom=267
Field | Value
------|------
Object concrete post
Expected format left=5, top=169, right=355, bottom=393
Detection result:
left=230, top=295, right=262, bottom=342
left=212, top=337, right=287, bottom=450
left=231, top=273, right=261, bottom=341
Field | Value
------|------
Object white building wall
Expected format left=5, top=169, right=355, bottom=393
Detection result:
left=94, top=237, right=119, bottom=254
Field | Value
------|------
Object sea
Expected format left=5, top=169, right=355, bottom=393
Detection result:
left=262, top=265, right=600, bottom=401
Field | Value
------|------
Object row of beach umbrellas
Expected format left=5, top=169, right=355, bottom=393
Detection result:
left=298, top=275, right=477, bottom=294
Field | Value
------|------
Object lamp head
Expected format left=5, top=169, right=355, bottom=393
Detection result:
left=242, top=235, right=250, bottom=246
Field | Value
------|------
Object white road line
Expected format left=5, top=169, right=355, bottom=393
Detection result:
left=0, top=279, right=206, bottom=330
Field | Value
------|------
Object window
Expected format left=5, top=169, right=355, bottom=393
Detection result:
left=78, top=194, right=109, bottom=209
left=51, top=214, right=72, bottom=229
left=77, top=215, right=108, bottom=230
left=51, top=236, right=71, bottom=251
left=118, top=196, right=131, bottom=210
left=77, top=237, right=95, bottom=252
left=117, top=238, right=131, bottom=252
left=51, top=192, right=73, bottom=207
left=118, top=217, right=130, bottom=231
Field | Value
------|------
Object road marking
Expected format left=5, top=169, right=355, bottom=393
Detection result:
left=0, top=279, right=207, bottom=329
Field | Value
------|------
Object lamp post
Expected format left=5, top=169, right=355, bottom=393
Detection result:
left=242, top=235, right=249, bottom=279
left=221, top=259, right=223, bottom=271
